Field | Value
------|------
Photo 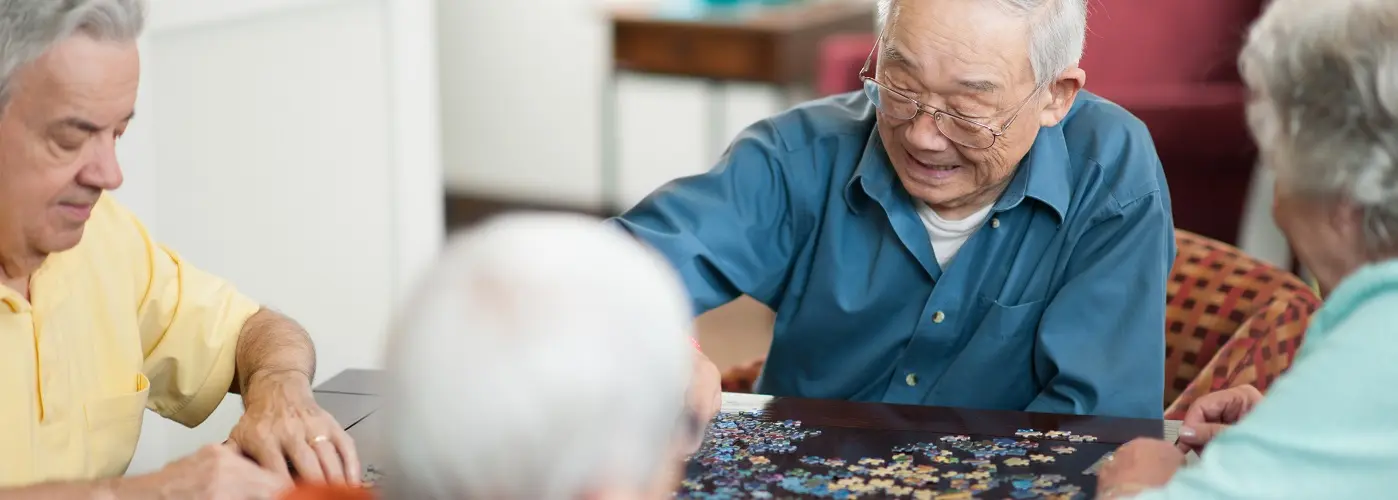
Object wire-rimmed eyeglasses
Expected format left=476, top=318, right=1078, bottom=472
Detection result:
left=858, top=30, right=1045, bottom=150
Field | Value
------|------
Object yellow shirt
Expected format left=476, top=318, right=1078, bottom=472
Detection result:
left=0, top=195, right=261, bottom=486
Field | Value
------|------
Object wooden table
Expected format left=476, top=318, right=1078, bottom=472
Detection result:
left=316, top=369, right=1180, bottom=497
left=600, top=0, right=875, bottom=212
left=609, top=1, right=875, bottom=86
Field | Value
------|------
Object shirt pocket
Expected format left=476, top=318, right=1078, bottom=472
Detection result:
left=84, top=373, right=149, bottom=478
left=975, top=296, right=1049, bottom=341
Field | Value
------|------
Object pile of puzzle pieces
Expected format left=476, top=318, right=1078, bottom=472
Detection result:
left=678, top=413, right=1095, bottom=499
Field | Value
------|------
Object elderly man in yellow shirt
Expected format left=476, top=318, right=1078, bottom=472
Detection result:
left=0, top=0, right=359, bottom=498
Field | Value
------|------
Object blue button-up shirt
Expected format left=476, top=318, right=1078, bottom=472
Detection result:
left=611, top=91, right=1175, bottom=419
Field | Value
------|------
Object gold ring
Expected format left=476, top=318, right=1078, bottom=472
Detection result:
left=311, top=435, right=330, bottom=444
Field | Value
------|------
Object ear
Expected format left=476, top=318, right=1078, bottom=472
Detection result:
left=1332, top=198, right=1372, bottom=255
left=1038, top=67, right=1086, bottom=127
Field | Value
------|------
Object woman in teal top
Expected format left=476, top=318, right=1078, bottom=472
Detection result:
left=1096, top=0, right=1398, bottom=498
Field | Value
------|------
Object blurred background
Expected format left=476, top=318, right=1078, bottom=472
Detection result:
left=119, top=0, right=1286, bottom=471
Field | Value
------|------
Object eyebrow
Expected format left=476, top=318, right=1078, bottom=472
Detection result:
left=58, top=111, right=135, bottom=133
left=957, top=79, right=1000, bottom=93
left=881, top=44, right=918, bottom=71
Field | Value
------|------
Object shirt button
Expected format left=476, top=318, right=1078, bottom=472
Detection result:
left=932, top=311, right=946, bottom=323
left=905, top=373, right=919, bottom=387
left=990, top=217, right=1001, bottom=229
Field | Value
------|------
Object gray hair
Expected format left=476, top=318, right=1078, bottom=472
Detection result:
left=1241, top=0, right=1398, bottom=253
left=876, top=0, right=1087, bottom=86
left=0, top=0, right=146, bottom=104
left=381, top=212, right=695, bottom=499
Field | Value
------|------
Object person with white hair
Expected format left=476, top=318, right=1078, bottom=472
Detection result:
left=0, top=0, right=358, bottom=497
left=1097, top=0, right=1398, bottom=497
left=364, top=213, right=699, bottom=500
left=612, top=0, right=1174, bottom=419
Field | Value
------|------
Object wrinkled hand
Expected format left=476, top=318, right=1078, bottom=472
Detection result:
left=118, top=443, right=292, bottom=499
left=1176, top=384, right=1263, bottom=454
left=228, top=371, right=360, bottom=486
left=1097, top=438, right=1186, bottom=498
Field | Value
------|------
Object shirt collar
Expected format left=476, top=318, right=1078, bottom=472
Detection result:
left=843, top=124, right=1072, bottom=221
left=1309, top=258, right=1398, bottom=343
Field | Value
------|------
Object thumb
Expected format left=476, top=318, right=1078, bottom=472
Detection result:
left=1177, top=423, right=1228, bottom=448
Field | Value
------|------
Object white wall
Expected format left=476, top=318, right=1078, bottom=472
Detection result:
left=114, top=0, right=442, bottom=473
left=437, top=0, right=785, bottom=210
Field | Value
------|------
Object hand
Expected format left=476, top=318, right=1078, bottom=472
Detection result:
left=228, top=371, right=361, bottom=486
left=685, top=349, right=722, bottom=452
left=1097, top=438, right=1186, bottom=498
left=1176, top=384, right=1264, bottom=454
left=117, top=443, right=292, bottom=499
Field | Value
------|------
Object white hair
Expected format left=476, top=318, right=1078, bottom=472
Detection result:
left=381, top=212, right=696, bottom=499
left=0, top=0, right=146, bottom=105
left=1241, top=0, right=1398, bottom=253
left=876, top=0, right=1087, bottom=86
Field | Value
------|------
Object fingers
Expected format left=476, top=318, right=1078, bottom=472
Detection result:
left=242, top=436, right=293, bottom=480
left=1182, top=393, right=1228, bottom=426
left=284, top=436, right=327, bottom=484
left=1225, top=385, right=1264, bottom=420
left=310, top=435, right=346, bottom=485
left=215, top=443, right=294, bottom=498
left=333, top=431, right=362, bottom=487
left=1183, top=385, right=1262, bottom=426
left=1177, top=422, right=1227, bottom=447
left=1174, top=440, right=1193, bottom=454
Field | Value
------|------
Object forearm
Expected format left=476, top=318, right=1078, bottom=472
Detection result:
left=231, top=308, right=316, bottom=398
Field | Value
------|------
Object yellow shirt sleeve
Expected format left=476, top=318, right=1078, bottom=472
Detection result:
left=107, top=202, right=263, bottom=428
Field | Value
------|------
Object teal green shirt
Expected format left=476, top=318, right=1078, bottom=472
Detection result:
left=1131, top=259, right=1398, bottom=498
left=611, top=91, right=1175, bottom=418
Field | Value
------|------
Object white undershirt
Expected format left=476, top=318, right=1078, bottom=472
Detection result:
left=917, top=202, right=994, bottom=268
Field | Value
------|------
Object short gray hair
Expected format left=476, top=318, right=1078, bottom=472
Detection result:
left=877, top=0, right=1087, bottom=86
left=1241, top=0, right=1398, bottom=253
left=0, top=0, right=146, bottom=104
left=381, top=212, right=695, bottom=499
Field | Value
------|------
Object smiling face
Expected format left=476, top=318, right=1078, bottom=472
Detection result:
left=0, top=34, right=138, bottom=267
left=875, top=0, right=1080, bottom=219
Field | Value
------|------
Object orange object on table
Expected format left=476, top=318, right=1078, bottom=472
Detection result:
left=280, top=486, right=376, bottom=500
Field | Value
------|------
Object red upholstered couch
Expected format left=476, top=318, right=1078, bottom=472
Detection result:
left=1078, top=0, right=1267, bottom=245
left=815, top=0, right=1267, bottom=244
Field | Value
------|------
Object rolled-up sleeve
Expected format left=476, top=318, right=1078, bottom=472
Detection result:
left=609, top=122, right=804, bottom=316
left=124, top=215, right=262, bottom=427
left=1025, top=191, right=1175, bottom=419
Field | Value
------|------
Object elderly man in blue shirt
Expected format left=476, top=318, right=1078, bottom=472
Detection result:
left=617, top=0, right=1175, bottom=419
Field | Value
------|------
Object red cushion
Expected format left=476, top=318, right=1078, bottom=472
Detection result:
left=1091, top=83, right=1255, bottom=243
left=817, top=34, right=877, bottom=96
left=1080, top=0, right=1266, bottom=84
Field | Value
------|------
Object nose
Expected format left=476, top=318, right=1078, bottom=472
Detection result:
left=76, top=135, right=124, bottom=191
left=902, top=111, right=953, bottom=153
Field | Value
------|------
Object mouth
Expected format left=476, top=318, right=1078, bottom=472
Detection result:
left=56, top=201, right=96, bottom=221
left=904, top=151, right=963, bottom=181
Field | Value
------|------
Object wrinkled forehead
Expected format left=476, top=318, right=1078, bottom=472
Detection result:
left=881, top=0, right=1036, bottom=93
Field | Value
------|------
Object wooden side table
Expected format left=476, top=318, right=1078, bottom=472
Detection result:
left=601, top=1, right=875, bottom=211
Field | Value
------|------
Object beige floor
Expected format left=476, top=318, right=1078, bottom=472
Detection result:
left=695, top=296, right=775, bottom=371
